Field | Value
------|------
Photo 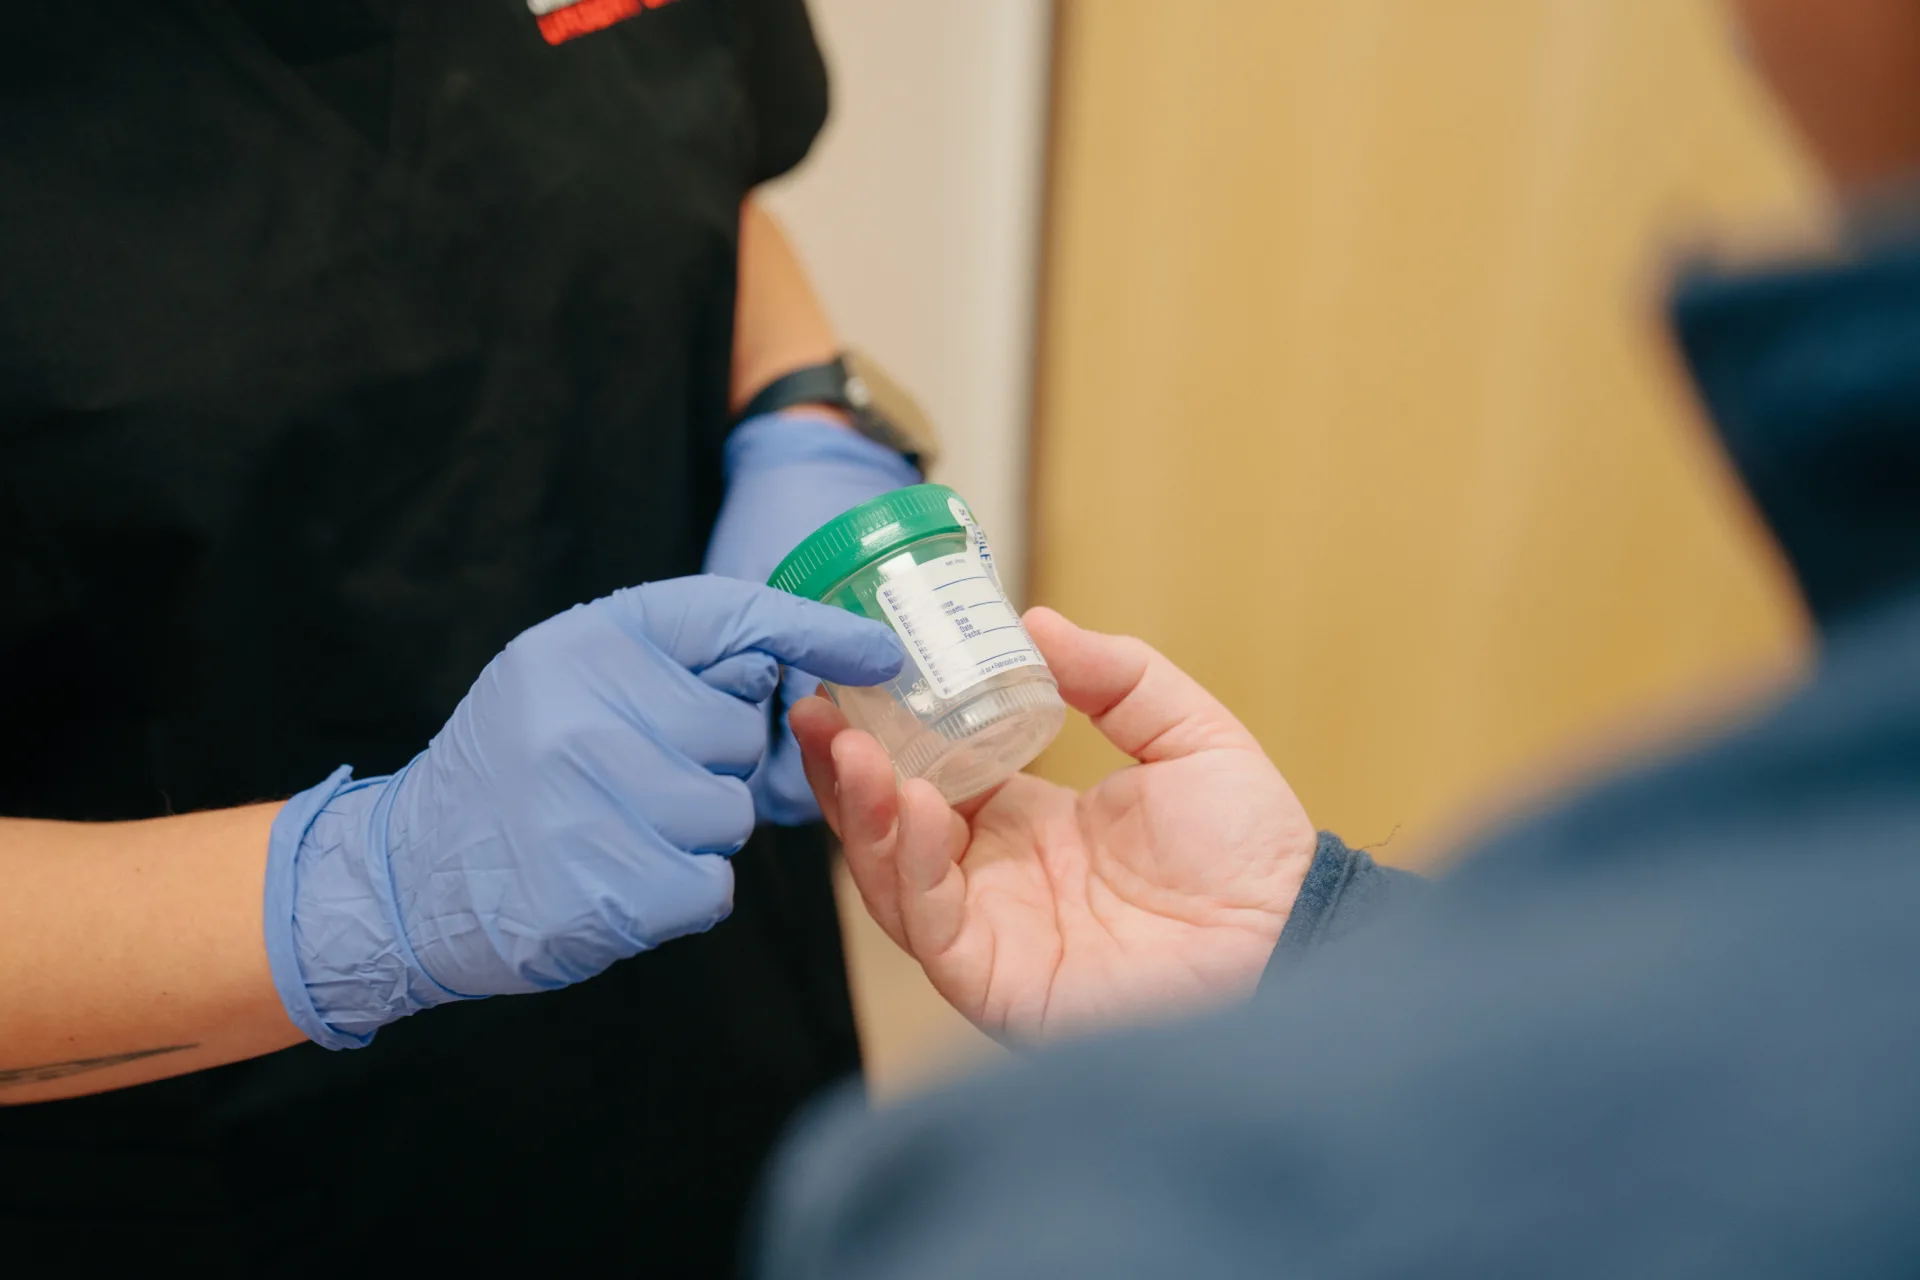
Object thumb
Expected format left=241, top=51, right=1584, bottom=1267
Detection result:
left=1024, top=606, right=1262, bottom=763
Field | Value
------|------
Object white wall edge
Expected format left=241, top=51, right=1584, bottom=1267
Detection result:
left=763, top=0, right=1055, bottom=604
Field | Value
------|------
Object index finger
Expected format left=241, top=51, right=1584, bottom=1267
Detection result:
left=790, top=695, right=850, bottom=835
left=613, top=576, right=906, bottom=688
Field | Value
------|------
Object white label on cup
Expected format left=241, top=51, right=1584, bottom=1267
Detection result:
left=949, top=496, right=1001, bottom=589
left=875, top=552, right=1042, bottom=701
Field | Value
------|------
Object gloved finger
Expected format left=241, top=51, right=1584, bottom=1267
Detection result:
left=584, top=662, right=771, bottom=779
left=563, top=708, right=766, bottom=831
left=680, top=774, right=758, bottom=856
left=790, top=694, right=849, bottom=836
left=616, top=576, right=905, bottom=689
left=501, top=597, right=769, bottom=776
left=575, top=617, right=775, bottom=777
left=777, top=664, right=822, bottom=708
left=697, top=651, right=781, bottom=703
left=750, top=730, right=822, bottom=826
left=605, top=841, right=738, bottom=949
left=634, top=767, right=759, bottom=857
left=674, top=695, right=771, bottom=779
left=745, top=664, right=827, bottom=825
left=1023, top=606, right=1263, bottom=763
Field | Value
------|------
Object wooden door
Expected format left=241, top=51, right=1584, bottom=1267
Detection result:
left=1030, top=0, right=1817, bottom=864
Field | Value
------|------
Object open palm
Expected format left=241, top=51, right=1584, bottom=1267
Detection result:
left=793, top=607, right=1318, bottom=1040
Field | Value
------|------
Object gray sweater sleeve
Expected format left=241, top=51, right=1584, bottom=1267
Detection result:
left=753, top=832, right=1428, bottom=1279
left=1263, top=831, right=1424, bottom=979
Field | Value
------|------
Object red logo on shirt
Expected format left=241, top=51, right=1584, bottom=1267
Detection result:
left=530, top=0, right=679, bottom=46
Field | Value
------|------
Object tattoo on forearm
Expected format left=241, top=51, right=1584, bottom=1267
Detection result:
left=0, top=1043, right=198, bottom=1090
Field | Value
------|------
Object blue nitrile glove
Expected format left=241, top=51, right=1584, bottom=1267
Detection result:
left=260, top=576, right=905, bottom=1050
left=704, top=411, right=921, bottom=825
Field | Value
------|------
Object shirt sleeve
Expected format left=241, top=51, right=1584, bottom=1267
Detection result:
left=1263, top=831, right=1424, bottom=981
left=729, top=0, right=830, bottom=184
left=753, top=837, right=1428, bottom=1278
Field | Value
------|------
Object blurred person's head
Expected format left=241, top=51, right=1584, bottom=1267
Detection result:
left=1733, top=0, right=1920, bottom=191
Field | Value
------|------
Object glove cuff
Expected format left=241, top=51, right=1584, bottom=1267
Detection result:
left=264, top=762, right=463, bottom=1050
left=264, top=766, right=363, bottom=1049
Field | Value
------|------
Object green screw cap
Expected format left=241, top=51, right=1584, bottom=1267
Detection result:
left=768, top=483, right=969, bottom=602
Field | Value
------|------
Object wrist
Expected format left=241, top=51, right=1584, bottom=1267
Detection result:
left=779, top=401, right=854, bottom=429
left=724, top=411, right=921, bottom=489
left=706, top=413, right=921, bottom=586
left=264, top=761, right=459, bottom=1050
left=732, top=343, right=840, bottom=417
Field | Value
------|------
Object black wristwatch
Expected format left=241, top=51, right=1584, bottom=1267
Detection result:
left=734, top=348, right=941, bottom=471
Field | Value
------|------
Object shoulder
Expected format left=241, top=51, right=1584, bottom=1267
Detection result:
left=724, top=0, right=829, bottom=183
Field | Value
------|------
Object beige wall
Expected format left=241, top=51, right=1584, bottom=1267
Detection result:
left=1029, top=0, right=1820, bottom=869
left=764, top=0, right=1052, bottom=599
left=766, top=0, right=1053, bottom=1097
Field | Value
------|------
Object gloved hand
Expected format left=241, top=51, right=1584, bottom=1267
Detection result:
left=261, top=576, right=905, bottom=1050
left=704, top=410, right=920, bottom=825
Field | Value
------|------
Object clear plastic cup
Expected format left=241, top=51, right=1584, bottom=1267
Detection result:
left=769, top=484, right=1065, bottom=803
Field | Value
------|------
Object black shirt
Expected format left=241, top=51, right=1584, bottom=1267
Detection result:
left=0, top=1, right=851, bottom=1271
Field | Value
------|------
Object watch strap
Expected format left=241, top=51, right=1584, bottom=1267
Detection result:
left=737, top=356, right=859, bottom=424
left=735, top=352, right=937, bottom=470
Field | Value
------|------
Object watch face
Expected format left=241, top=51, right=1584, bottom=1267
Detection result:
left=844, top=371, right=874, bottom=410
left=844, top=347, right=941, bottom=468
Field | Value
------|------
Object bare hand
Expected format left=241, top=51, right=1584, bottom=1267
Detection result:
left=793, top=607, right=1318, bottom=1040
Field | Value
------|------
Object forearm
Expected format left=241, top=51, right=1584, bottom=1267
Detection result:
left=731, top=197, right=847, bottom=415
left=0, top=805, right=301, bottom=1104
left=709, top=196, right=919, bottom=589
